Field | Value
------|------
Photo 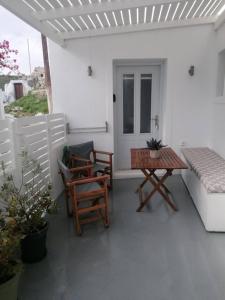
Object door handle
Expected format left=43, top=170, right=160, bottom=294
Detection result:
left=151, top=115, right=159, bottom=130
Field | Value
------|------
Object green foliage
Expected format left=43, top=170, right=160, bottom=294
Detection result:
left=146, top=138, right=166, bottom=150
left=4, top=93, right=48, bottom=117
left=0, top=213, right=21, bottom=284
left=0, top=152, right=56, bottom=236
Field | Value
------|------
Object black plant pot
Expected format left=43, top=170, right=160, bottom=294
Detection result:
left=21, top=223, right=48, bottom=263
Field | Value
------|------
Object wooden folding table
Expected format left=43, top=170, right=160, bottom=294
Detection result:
left=131, top=148, right=188, bottom=212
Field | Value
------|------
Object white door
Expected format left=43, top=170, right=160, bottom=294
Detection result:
left=116, top=65, right=161, bottom=170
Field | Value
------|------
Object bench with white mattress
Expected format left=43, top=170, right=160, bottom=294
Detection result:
left=181, top=147, right=225, bottom=232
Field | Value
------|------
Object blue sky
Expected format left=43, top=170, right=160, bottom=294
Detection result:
left=0, top=6, right=43, bottom=75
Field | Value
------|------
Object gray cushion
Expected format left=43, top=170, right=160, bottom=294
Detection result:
left=69, top=141, right=94, bottom=161
left=93, top=163, right=108, bottom=173
left=182, top=147, right=225, bottom=193
left=62, top=145, right=70, bottom=166
left=76, top=182, right=100, bottom=193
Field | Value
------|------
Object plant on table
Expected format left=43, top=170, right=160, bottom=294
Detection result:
left=0, top=152, right=56, bottom=263
left=146, top=138, right=166, bottom=159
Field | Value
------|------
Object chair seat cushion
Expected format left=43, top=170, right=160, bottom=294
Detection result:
left=76, top=182, right=100, bottom=193
left=93, top=163, right=109, bottom=173
left=182, top=147, right=225, bottom=193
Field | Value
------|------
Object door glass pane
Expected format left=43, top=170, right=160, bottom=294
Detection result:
left=123, top=74, right=134, bottom=134
left=140, top=74, right=152, bottom=133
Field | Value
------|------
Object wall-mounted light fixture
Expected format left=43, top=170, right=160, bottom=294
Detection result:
left=188, top=65, right=195, bottom=76
left=88, top=65, right=93, bottom=76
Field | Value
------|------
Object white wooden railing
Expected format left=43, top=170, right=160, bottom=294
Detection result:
left=0, top=114, right=66, bottom=200
left=0, top=119, right=14, bottom=169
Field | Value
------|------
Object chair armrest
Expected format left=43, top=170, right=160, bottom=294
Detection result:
left=69, top=164, right=93, bottom=174
left=67, top=175, right=109, bottom=186
left=70, top=155, right=91, bottom=164
left=93, top=150, right=113, bottom=156
left=93, top=150, right=113, bottom=165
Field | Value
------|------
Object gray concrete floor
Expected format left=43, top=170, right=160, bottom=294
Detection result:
left=19, top=176, right=225, bottom=300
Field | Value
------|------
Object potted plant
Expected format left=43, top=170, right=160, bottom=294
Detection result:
left=0, top=213, right=22, bottom=300
left=1, top=152, right=56, bottom=263
left=146, top=138, right=166, bottom=159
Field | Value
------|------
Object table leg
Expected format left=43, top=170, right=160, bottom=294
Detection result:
left=149, top=170, right=178, bottom=211
left=135, top=169, right=155, bottom=193
left=135, top=176, right=148, bottom=193
left=139, top=187, right=143, bottom=203
left=137, top=170, right=169, bottom=212
left=152, top=173, right=171, bottom=194
left=136, top=169, right=178, bottom=212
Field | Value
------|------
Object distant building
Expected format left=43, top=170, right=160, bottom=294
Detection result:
left=29, top=67, right=45, bottom=89
left=1, top=67, right=45, bottom=103
left=4, top=80, right=31, bottom=103
left=0, top=75, right=20, bottom=90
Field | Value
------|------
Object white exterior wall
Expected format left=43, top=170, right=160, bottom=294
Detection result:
left=49, top=25, right=216, bottom=167
left=211, top=23, right=225, bottom=159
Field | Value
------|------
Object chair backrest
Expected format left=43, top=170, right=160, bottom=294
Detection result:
left=68, top=141, right=94, bottom=161
left=62, top=145, right=70, bottom=167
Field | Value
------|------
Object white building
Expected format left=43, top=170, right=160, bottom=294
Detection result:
left=4, top=79, right=31, bottom=103
left=1, top=0, right=225, bottom=176
left=2, top=2, right=225, bottom=298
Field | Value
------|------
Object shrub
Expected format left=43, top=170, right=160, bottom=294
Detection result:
left=0, top=213, right=21, bottom=284
left=5, top=94, right=48, bottom=117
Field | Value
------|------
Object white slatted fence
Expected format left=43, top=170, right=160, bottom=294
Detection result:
left=0, top=119, right=14, bottom=170
left=0, top=114, right=66, bottom=200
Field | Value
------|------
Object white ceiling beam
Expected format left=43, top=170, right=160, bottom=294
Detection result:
left=214, top=8, right=225, bottom=30
left=35, top=0, right=180, bottom=21
left=61, top=16, right=216, bottom=41
left=0, top=0, right=64, bottom=46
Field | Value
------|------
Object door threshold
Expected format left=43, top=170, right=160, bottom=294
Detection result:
left=114, top=169, right=172, bottom=179
left=114, top=170, right=143, bottom=179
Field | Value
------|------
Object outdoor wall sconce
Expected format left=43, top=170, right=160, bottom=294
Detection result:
left=88, top=65, right=93, bottom=76
left=188, top=65, right=195, bottom=76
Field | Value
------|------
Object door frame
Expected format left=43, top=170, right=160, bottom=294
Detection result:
left=113, top=59, right=166, bottom=172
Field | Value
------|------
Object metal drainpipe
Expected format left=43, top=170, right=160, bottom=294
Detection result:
left=41, top=34, right=53, bottom=114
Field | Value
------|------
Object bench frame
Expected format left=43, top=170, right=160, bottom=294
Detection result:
left=181, top=155, right=225, bottom=232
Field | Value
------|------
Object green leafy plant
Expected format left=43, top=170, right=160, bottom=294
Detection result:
left=0, top=213, right=21, bottom=284
left=4, top=93, right=48, bottom=117
left=0, top=152, right=56, bottom=235
left=146, top=138, right=166, bottom=150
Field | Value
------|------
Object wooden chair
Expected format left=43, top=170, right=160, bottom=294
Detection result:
left=68, top=141, right=114, bottom=189
left=58, top=159, right=110, bottom=235
left=58, top=158, right=92, bottom=217
left=67, top=173, right=110, bottom=236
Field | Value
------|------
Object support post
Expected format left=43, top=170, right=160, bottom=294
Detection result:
left=41, top=34, right=53, bottom=114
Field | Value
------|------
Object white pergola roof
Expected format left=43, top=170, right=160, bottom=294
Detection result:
left=1, top=0, right=225, bottom=46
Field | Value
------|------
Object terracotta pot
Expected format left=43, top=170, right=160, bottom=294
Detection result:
left=149, top=150, right=161, bottom=159
left=0, top=267, right=21, bottom=300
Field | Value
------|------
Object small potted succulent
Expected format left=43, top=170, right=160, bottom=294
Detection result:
left=1, top=152, right=56, bottom=263
left=146, top=138, right=166, bottom=159
left=0, top=213, right=22, bottom=300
